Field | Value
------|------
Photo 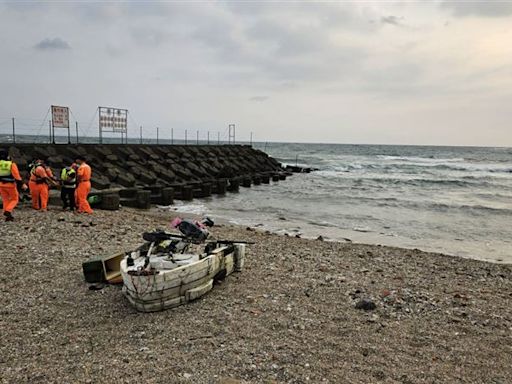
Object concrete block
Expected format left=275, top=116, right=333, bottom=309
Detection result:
left=119, top=188, right=139, bottom=198
left=160, top=187, right=174, bottom=205
left=99, top=193, right=120, bottom=210
left=215, top=179, right=227, bottom=195
left=227, top=178, right=240, bottom=192
left=242, top=177, right=252, bottom=188
left=136, top=190, right=151, bottom=209
left=181, top=185, right=193, bottom=201
left=91, top=177, right=111, bottom=190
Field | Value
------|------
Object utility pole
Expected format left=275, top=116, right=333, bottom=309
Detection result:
left=140, top=126, right=143, bottom=144
left=185, top=129, right=187, bottom=145
left=76, top=122, right=79, bottom=144
left=218, top=131, right=220, bottom=145
left=207, top=131, right=210, bottom=145
left=196, top=130, right=199, bottom=145
left=171, top=128, right=174, bottom=145
left=157, top=126, right=159, bottom=145
left=12, top=118, right=15, bottom=144
left=250, top=132, right=253, bottom=146
left=48, top=120, right=52, bottom=144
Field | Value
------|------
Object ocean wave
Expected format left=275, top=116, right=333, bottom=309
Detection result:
left=343, top=176, right=491, bottom=188
left=429, top=203, right=512, bottom=216
left=377, top=155, right=466, bottom=163
left=319, top=157, right=512, bottom=175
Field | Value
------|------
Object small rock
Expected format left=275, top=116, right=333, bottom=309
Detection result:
left=316, top=235, right=324, bottom=241
left=183, top=373, right=192, bottom=379
left=88, top=283, right=105, bottom=291
left=355, top=298, right=377, bottom=311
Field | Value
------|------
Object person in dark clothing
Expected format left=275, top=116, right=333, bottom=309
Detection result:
left=60, top=163, right=78, bottom=211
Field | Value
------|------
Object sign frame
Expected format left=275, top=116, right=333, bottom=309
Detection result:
left=98, top=106, right=128, bottom=144
left=51, top=105, right=71, bottom=144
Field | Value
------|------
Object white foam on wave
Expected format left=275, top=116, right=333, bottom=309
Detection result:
left=168, top=202, right=208, bottom=216
left=378, top=155, right=466, bottom=163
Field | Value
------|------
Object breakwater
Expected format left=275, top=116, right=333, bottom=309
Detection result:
left=5, top=143, right=290, bottom=209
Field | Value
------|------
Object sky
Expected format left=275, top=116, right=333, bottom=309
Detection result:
left=0, top=0, right=511, bottom=146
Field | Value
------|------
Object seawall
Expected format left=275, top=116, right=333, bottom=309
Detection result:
left=3, top=143, right=289, bottom=209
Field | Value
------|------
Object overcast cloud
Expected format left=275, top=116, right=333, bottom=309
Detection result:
left=0, top=1, right=511, bottom=146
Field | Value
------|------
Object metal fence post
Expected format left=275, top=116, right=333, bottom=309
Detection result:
left=12, top=117, right=15, bottom=144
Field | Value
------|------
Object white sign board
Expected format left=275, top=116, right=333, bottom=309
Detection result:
left=99, top=107, right=128, bottom=132
left=51, top=105, right=70, bottom=128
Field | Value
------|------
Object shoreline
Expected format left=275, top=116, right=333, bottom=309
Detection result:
left=1, top=207, right=511, bottom=383
left=167, top=195, right=512, bottom=266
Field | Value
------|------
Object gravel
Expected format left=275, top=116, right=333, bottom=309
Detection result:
left=1, top=206, right=511, bottom=383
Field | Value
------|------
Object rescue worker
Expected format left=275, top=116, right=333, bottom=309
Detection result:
left=29, top=158, right=51, bottom=211
left=0, top=149, right=27, bottom=221
left=60, top=163, right=78, bottom=211
left=75, top=156, right=93, bottom=214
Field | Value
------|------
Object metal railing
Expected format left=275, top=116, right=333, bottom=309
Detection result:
left=0, top=117, right=254, bottom=146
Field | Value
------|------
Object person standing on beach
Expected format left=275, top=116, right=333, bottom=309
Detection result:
left=0, top=149, right=27, bottom=221
left=75, top=156, right=93, bottom=214
left=60, top=163, right=77, bottom=211
left=29, top=158, right=50, bottom=211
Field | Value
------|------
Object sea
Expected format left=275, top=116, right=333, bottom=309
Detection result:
left=172, top=143, right=512, bottom=264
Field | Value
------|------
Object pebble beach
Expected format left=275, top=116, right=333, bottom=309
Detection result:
left=1, top=206, right=511, bottom=383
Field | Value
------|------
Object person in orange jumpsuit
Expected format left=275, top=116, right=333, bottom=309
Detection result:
left=75, top=156, right=93, bottom=214
left=29, top=159, right=50, bottom=210
left=0, top=149, right=27, bottom=221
